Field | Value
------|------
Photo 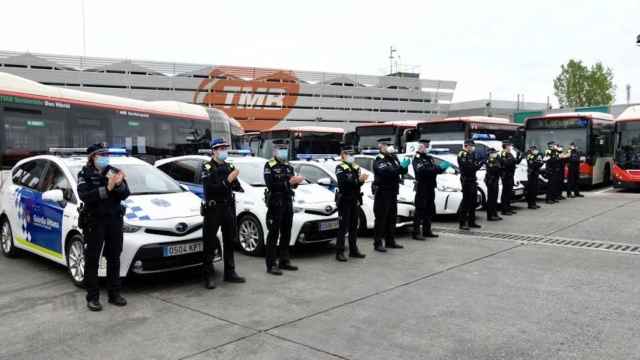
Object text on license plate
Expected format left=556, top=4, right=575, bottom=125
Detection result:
left=319, top=220, right=339, bottom=231
left=163, top=242, right=203, bottom=257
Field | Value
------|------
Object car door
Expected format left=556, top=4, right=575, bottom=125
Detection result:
left=298, top=164, right=336, bottom=191
left=158, top=159, right=205, bottom=198
left=37, top=161, right=76, bottom=260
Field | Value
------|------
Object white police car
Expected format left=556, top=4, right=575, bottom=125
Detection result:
left=155, top=156, right=341, bottom=256
left=0, top=149, right=208, bottom=286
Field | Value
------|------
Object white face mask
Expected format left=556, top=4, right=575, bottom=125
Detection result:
left=386, top=145, right=396, bottom=154
left=533, top=150, right=539, bottom=155
left=344, top=155, right=354, bottom=164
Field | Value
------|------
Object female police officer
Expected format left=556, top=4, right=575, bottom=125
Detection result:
left=77, top=143, right=130, bottom=312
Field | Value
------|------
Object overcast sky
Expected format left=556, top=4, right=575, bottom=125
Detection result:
left=2, top=0, right=639, bottom=106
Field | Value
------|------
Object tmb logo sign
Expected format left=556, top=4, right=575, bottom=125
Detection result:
left=193, top=68, right=300, bottom=130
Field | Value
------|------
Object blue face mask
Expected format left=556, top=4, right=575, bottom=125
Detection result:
left=95, top=156, right=109, bottom=169
left=216, top=150, right=228, bottom=161
left=276, top=149, right=288, bottom=161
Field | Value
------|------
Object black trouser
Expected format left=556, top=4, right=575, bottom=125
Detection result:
left=500, top=173, right=514, bottom=211
left=373, top=190, right=398, bottom=247
left=203, top=203, right=236, bottom=275
left=485, top=179, right=499, bottom=217
left=265, top=198, right=293, bottom=269
left=567, top=166, right=580, bottom=196
left=413, top=187, right=435, bottom=235
left=526, top=173, right=539, bottom=206
left=84, top=217, right=123, bottom=302
left=459, top=182, right=477, bottom=225
left=546, top=170, right=557, bottom=202
left=336, top=198, right=359, bottom=254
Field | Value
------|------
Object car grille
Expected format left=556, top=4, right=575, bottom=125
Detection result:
left=145, top=223, right=203, bottom=237
left=130, top=238, right=220, bottom=273
left=304, top=209, right=338, bottom=216
left=298, top=221, right=338, bottom=243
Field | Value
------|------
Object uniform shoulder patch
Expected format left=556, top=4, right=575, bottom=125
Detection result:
left=267, top=159, right=277, bottom=167
left=204, top=163, right=212, bottom=171
left=352, top=163, right=359, bottom=170
left=340, top=163, right=350, bottom=170
left=376, top=154, right=384, bottom=159
left=458, top=151, right=467, bottom=157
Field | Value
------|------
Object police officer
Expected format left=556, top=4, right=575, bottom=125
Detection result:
left=263, top=140, right=304, bottom=275
left=77, top=143, right=130, bottom=312
left=556, top=144, right=569, bottom=200
left=499, top=141, right=517, bottom=216
left=458, top=140, right=482, bottom=230
left=566, top=142, right=584, bottom=198
left=335, top=146, right=368, bottom=261
left=201, top=138, right=246, bottom=289
left=372, top=138, right=409, bottom=252
left=412, top=139, right=449, bottom=239
left=526, top=145, right=544, bottom=209
left=544, top=141, right=559, bottom=204
left=484, top=148, right=503, bottom=221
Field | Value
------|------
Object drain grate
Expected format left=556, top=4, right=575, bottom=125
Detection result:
left=432, top=226, right=640, bottom=255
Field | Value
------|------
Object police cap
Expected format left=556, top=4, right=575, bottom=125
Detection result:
left=340, top=144, right=355, bottom=153
left=464, top=140, right=475, bottom=146
left=210, top=138, right=229, bottom=149
left=377, top=138, right=394, bottom=146
left=86, top=142, right=108, bottom=155
left=418, top=139, right=431, bottom=145
left=547, top=141, right=555, bottom=147
left=272, top=139, right=289, bottom=149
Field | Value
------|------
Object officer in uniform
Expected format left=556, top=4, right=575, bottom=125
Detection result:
left=457, top=140, right=482, bottom=230
left=526, top=145, right=544, bottom=209
left=544, top=141, right=559, bottom=204
left=412, top=139, right=449, bottom=239
left=77, top=143, right=130, bottom=312
left=484, top=148, right=503, bottom=221
left=334, top=146, right=368, bottom=261
left=372, top=138, right=409, bottom=252
left=556, top=144, right=569, bottom=200
left=263, top=140, right=304, bottom=275
left=499, top=141, right=517, bottom=216
left=201, top=138, right=246, bottom=289
left=566, top=142, right=584, bottom=198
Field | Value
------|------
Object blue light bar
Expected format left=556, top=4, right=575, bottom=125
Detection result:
left=471, top=133, right=496, bottom=140
left=229, top=149, right=252, bottom=157
left=106, top=148, right=128, bottom=156
left=295, top=154, right=337, bottom=161
left=360, top=149, right=380, bottom=155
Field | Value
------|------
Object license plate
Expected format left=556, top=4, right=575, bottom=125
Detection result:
left=163, top=241, right=203, bottom=257
left=319, top=220, right=339, bottom=231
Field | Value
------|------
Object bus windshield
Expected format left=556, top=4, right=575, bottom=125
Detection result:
left=356, top=127, right=396, bottom=149
left=526, top=128, right=587, bottom=151
left=616, top=121, right=640, bottom=169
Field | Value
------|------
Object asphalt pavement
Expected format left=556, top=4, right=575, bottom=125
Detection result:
left=1, top=188, right=639, bottom=360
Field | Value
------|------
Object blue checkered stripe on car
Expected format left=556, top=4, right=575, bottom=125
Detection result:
left=13, top=187, right=31, bottom=242
left=123, top=198, right=151, bottom=221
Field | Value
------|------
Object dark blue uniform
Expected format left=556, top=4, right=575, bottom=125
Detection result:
left=499, top=149, right=517, bottom=214
left=201, top=160, right=243, bottom=277
left=372, top=153, right=407, bottom=248
left=457, top=150, right=482, bottom=228
left=566, top=148, right=582, bottom=197
left=263, top=158, right=297, bottom=270
left=544, top=149, right=560, bottom=203
left=412, top=152, right=443, bottom=237
left=77, top=165, right=130, bottom=302
left=335, top=161, right=364, bottom=255
left=526, top=152, right=544, bottom=207
left=484, top=154, right=501, bottom=219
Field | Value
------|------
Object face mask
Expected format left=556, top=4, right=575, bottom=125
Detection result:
left=419, top=145, right=428, bottom=153
left=386, top=145, right=396, bottom=154
left=490, top=153, right=498, bottom=159
left=468, top=146, right=476, bottom=153
left=95, top=156, right=109, bottom=170
left=345, top=155, right=354, bottom=164
left=571, top=146, right=576, bottom=150
left=216, top=150, right=228, bottom=161
left=533, top=150, right=539, bottom=155
left=276, top=149, right=288, bottom=161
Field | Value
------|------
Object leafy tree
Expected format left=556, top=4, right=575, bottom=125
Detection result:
left=553, top=59, right=615, bottom=107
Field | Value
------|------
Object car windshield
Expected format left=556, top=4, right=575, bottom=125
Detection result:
left=526, top=128, right=587, bottom=151
left=70, top=163, right=184, bottom=195
left=317, top=161, right=374, bottom=183
left=233, top=162, right=267, bottom=186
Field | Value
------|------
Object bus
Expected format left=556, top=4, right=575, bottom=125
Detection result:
left=613, top=106, right=640, bottom=188
left=524, top=112, right=615, bottom=186
left=0, top=72, right=241, bottom=168
left=252, top=126, right=344, bottom=160
left=416, top=116, right=521, bottom=144
left=354, top=121, right=420, bottom=154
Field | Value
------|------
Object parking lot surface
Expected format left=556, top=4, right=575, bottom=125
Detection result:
left=1, top=189, right=639, bottom=360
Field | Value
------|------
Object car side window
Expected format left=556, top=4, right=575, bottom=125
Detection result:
left=299, top=165, right=329, bottom=183
left=354, top=158, right=372, bottom=171
left=12, top=160, right=48, bottom=190
left=40, top=162, right=76, bottom=203
left=159, top=160, right=201, bottom=184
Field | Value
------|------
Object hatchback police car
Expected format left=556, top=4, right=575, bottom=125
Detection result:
left=155, top=155, right=341, bottom=256
left=0, top=149, right=207, bottom=286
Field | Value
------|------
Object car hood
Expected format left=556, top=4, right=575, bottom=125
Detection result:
left=124, top=192, right=202, bottom=222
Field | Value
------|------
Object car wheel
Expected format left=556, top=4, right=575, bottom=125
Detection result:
left=237, top=214, right=265, bottom=256
left=1, top=218, right=18, bottom=257
left=66, top=234, right=86, bottom=288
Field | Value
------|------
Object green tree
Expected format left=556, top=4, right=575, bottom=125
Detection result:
left=553, top=59, right=615, bottom=107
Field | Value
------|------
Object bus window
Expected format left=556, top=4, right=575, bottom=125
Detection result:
left=111, top=114, right=154, bottom=154
left=72, top=118, right=107, bottom=148
left=4, top=112, right=66, bottom=161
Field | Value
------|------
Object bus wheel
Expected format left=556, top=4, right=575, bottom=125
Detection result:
left=237, top=214, right=264, bottom=256
left=1, top=218, right=18, bottom=258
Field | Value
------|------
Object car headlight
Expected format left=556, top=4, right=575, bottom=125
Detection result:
left=437, top=185, right=461, bottom=192
left=122, top=223, right=142, bottom=233
left=293, top=206, right=304, bottom=213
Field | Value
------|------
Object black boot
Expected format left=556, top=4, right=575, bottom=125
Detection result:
left=424, top=231, right=438, bottom=238
left=108, top=294, right=127, bottom=307
left=413, top=232, right=426, bottom=241
left=385, top=242, right=404, bottom=249
left=349, top=250, right=366, bottom=258
left=469, top=222, right=482, bottom=228
left=336, top=252, right=348, bottom=262
left=459, top=220, right=469, bottom=230
left=279, top=261, right=298, bottom=271
left=87, top=299, right=103, bottom=312
left=224, top=271, right=246, bottom=283
left=374, top=243, right=387, bottom=252
left=204, top=271, right=216, bottom=289
left=267, top=267, right=283, bottom=275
